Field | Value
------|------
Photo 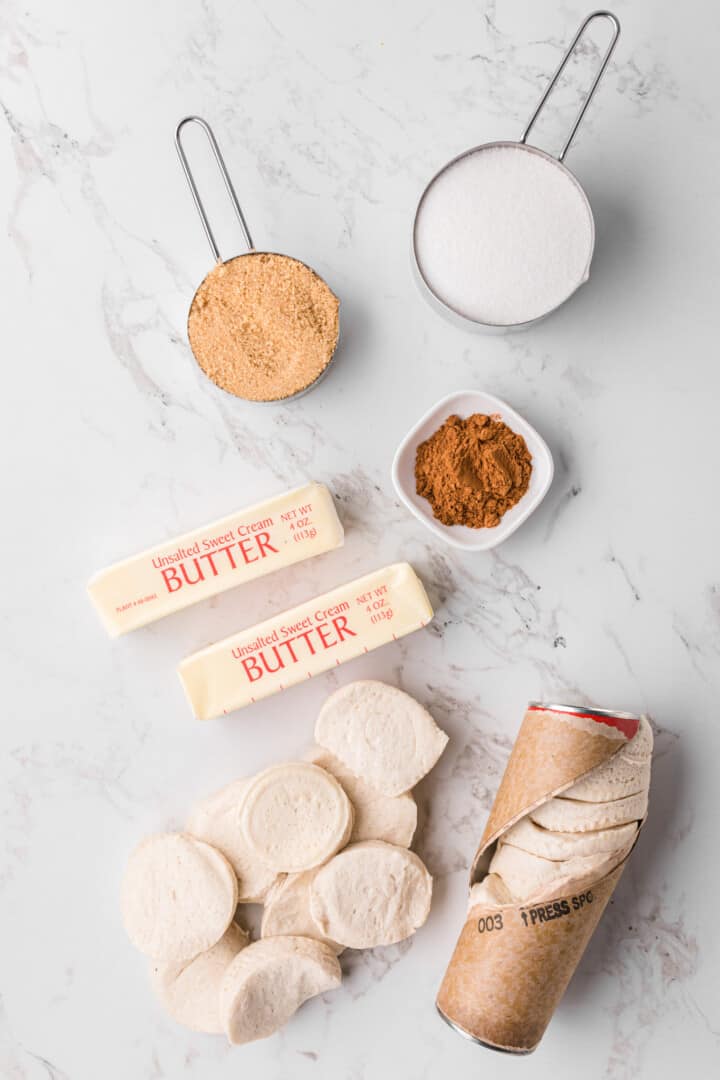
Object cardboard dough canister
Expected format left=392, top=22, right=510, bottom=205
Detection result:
left=436, top=702, right=647, bottom=1054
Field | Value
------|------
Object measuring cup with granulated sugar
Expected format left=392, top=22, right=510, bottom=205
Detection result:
left=175, top=117, right=340, bottom=402
left=413, top=11, right=620, bottom=332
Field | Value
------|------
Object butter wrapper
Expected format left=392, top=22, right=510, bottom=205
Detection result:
left=88, top=483, right=343, bottom=636
left=437, top=704, right=647, bottom=1053
left=178, top=562, right=432, bottom=719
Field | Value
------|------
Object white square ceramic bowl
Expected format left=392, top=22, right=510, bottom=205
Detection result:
left=391, top=390, right=554, bottom=552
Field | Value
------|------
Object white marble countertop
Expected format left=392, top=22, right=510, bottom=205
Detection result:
left=2, top=0, right=718, bottom=1077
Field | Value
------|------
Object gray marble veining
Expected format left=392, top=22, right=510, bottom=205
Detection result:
left=1, top=1, right=718, bottom=1077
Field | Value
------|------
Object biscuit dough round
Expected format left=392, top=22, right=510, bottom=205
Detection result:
left=621, top=713, right=653, bottom=760
left=489, top=839, right=634, bottom=902
left=150, top=922, right=249, bottom=1033
left=467, top=873, right=514, bottom=911
left=564, top=715, right=653, bottom=802
left=502, top=815, right=639, bottom=860
left=530, top=789, right=648, bottom=833
left=240, top=763, right=354, bottom=873
left=315, top=681, right=448, bottom=797
left=261, top=870, right=343, bottom=953
left=187, top=778, right=278, bottom=902
left=306, top=745, right=417, bottom=847
left=566, top=760, right=651, bottom=802
left=219, top=936, right=342, bottom=1045
left=309, top=841, right=433, bottom=948
left=121, top=832, right=238, bottom=963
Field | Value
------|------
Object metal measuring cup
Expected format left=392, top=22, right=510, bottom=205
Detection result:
left=175, top=116, right=340, bottom=402
left=412, top=11, right=621, bottom=332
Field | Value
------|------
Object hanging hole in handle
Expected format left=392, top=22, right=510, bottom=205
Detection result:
left=175, top=116, right=254, bottom=263
left=520, top=11, right=620, bottom=162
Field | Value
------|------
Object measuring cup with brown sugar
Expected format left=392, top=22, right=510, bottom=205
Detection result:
left=175, top=117, right=340, bottom=403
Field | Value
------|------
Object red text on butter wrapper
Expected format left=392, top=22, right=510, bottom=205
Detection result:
left=158, top=532, right=279, bottom=593
left=232, top=604, right=358, bottom=683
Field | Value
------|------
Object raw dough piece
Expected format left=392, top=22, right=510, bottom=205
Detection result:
left=240, top=763, right=353, bottom=873
left=187, top=778, right=278, bottom=902
left=467, top=874, right=514, bottom=911
left=150, top=922, right=249, bottom=1033
left=309, top=841, right=433, bottom=948
left=566, top=760, right=651, bottom=802
left=530, top=789, right=648, bottom=833
left=620, top=713, right=653, bottom=760
left=261, top=870, right=343, bottom=953
left=489, top=838, right=634, bottom=902
left=219, top=936, right=341, bottom=1045
left=564, top=715, right=653, bottom=802
left=315, top=681, right=448, bottom=796
left=501, top=815, right=638, bottom=860
left=121, top=832, right=238, bottom=963
left=305, top=745, right=417, bottom=847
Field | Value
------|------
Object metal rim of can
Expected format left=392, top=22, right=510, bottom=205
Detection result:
left=527, top=702, right=642, bottom=723
left=436, top=1005, right=535, bottom=1055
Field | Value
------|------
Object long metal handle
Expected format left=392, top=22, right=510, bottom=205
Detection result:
left=520, top=10, right=620, bottom=163
left=175, top=116, right=254, bottom=262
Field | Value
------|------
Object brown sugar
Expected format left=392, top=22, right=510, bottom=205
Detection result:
left=187, top=252, right=340, bottom=402
left=415, top=413, right=532, bottom=528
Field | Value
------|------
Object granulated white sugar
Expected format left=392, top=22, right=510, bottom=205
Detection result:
left=414, top=145, right=594, bottom=326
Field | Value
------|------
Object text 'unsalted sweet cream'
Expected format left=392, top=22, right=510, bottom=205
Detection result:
left=87, top=483, right=344, bottom=636
left=178, top=563, right=433, bottom=719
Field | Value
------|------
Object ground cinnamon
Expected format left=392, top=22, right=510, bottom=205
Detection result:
left=415, top=413, right=532, bottom=528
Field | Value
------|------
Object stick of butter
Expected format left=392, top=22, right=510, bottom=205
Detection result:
left=178, top=562, right=433, bottom=719
left=88, top=483, right=344, bottom=637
